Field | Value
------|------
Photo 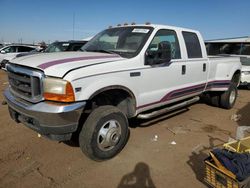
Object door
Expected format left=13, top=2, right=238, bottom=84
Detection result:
left=182, top=31, right=208, bottom=89
left=137, top=29, right=207, bottom=111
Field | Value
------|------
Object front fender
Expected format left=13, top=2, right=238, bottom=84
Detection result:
left=72, top=75, right=137, bottom=102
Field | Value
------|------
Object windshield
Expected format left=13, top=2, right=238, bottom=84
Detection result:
left=80, top=26, right=153, bottom=58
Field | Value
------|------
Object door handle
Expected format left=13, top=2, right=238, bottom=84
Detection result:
left=203, top=63, right=206, bottom=72
left=182, top=65, right=186, bottom=75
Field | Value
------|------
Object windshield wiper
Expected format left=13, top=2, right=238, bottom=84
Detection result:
left=79, top=49, right=124, bottom=57
left=99, top=50, right=114, bottom=54
left=85, top=49, right=121, bottom=56
left=93, top=49, right=116, bottom=54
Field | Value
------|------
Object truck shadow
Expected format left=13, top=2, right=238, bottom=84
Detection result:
left=238, top=85, right=250, bottom=90
left=63, top=113, right=89, bottom=147
left=117, top=162, right=156, bottom=188
left=186, top=135, right=227, bottom=186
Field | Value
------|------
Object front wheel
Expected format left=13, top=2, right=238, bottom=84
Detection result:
left=220, top=84, right=238, bottom=109
left=79, top=105, right=129, bottom=161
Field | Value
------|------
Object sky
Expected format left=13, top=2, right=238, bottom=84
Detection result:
left=0, top=0, right=250, bottom=44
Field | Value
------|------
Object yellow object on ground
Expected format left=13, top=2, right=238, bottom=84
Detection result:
left=204, top=157, right=239, bottom=188
left=223, top=136, right=250, bottom=153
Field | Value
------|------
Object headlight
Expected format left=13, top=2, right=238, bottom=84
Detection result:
left=43, top=77, right=75, bottom=102
left=242, top=71, right=250, bottom=75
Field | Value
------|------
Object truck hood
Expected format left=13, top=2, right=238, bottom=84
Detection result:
left=10, top=52, right=124, bottom=77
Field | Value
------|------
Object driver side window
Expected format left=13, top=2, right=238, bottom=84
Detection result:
left=147, top=29, right=181, bottom=60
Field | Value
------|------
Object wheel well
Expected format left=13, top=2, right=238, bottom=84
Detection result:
left=232, top=70, right=241, bottom=86
left=87, top=88, right=136, bottom=118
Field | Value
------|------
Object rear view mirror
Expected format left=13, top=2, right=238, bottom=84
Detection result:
left=0, top=50, right=6, bottom=54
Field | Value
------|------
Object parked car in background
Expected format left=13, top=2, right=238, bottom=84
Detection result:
left=44, top=40, right=88, bottom=53
left=0, top=40, right=89, bottom=70
left=0, top=51, right=39, bottom=70
left=0, top=44, right=37, bottom=62
left=206, top=36, right=250, bottom=88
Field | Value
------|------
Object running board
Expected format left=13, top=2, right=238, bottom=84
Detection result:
left=137, top=96, right=200, bottom=119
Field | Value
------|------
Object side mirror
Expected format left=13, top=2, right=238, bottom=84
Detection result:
left=146, top=49, right=157, bottom=58
left=0, top=50, right=6, bottom=54
left=145, top=41, right=171, bottom=65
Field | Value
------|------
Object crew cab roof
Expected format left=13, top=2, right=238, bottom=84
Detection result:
left=110, top=24, right=200, bottom=33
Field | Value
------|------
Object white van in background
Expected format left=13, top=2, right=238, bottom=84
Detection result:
left=0, top=40, right=89, bottom=70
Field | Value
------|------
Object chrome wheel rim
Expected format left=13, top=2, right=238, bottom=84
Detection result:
left=229, top=89, right=236, bottom=105
left=97, top=120, right=122, bottom=151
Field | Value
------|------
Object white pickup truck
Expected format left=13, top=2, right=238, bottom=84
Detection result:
left=4, top=24, right=241, bottom=161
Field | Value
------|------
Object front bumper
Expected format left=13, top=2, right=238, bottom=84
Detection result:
left=4, top=88, right=86, bottom=141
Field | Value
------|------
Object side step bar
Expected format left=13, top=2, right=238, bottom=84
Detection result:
left=137, top=96, right=200, bottom=119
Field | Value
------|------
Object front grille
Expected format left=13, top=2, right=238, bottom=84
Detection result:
left=9, top=71, right=32, bottom=97
left=7, top=64, right=44, bottom=103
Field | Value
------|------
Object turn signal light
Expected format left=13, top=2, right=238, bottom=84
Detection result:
left=43, top=78, right=75, bottom=102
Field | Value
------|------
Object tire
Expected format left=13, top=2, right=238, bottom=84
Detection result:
left=220, top=83, right=238, bottom=109
left=79, top=105, right=129, bottom=161
left=209, top=93, right=220, bottom=107
left=201, top=93, right=220, bottom=107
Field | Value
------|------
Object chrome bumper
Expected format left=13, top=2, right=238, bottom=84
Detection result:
left=4, top=88, right=86, bottom=141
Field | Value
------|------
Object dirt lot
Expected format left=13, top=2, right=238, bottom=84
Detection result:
left=0, top=70, right=250, bottom=188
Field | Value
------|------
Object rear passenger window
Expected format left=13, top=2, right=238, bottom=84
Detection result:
left=182, top=31, right=202, bottom=58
